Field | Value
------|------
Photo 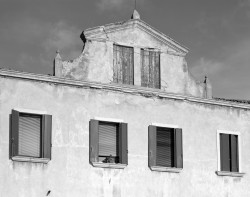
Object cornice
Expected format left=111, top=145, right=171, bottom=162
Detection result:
left=0, top=68, right=250, bottom=110
left=83, top=19, right=188, bottom=54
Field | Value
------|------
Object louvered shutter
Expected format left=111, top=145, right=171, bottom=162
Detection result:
left=113, top=45, right=134, bottom=85
left=230, top=135, right=239, bottom=172
left=220, top=134, right=230, bottom=171
left=148, top=126, right=157, bottom=167
left=43, top=115, right=52, bottom=159
left=11, top=110, right=19, bottom=157
left=89, top=120, right=99, bottom=163
left=18, top=114, right=41, bottom=157
left=141, top=50, right=160, bottom=89
left=98, top=122, right=119, bottom=162
left=156, top=127, right=174, bottom=167
left=174, top=128, right=183, bottom=168
left=119, top=123, right=128, bottom=164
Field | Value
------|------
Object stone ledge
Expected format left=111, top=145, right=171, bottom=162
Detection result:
left=0, top=68, right=250, bottom=110
left=91, top=162, right=127, bottom=169
left=11, top=156, right=50, bottom=164
left=150, top=166, right=182, bottom=173
left=216, top=171, right=245, bottom=177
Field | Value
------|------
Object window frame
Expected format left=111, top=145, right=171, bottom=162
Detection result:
left=89, top=117, right=128, bottom=169
left=10, top=108, right=52, bottom=164
left=216, top=130, right=244, bottom=177
left=149, top=123, right=183, bottom=173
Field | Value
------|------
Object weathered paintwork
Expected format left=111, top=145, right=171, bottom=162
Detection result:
left=54, top=19, right=212, bottom=98
left=0, top=76, right=249, bottom=197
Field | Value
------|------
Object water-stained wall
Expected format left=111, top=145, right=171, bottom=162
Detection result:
left=54, top=19, right=212, bottom=98
left=0, top=76, right=249, bottom=197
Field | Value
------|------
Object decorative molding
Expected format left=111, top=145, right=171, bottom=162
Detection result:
left=13, top=108, right=47, bottom=115
left=91, top=162, right=127, bottom=169
left=1, top=69, right=250, bottom=110
left=11, top=156, right=50, bottom=164
left=150, top=166, right=182, bottom=173
left=216, top=171, right=245, bottom=177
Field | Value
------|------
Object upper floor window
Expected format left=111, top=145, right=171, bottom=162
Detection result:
left=89, top=119, right=128, bottom=168
left=148, top=124, right=183, bottom=172
left=10, top=109, right=52, bottom=163
left=113, top=44, right=134, bottom=85
left=141, top=49, right=160, bottom=89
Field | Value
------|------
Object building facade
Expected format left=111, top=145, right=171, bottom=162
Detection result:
left=0, top=11, right=249, bottom=197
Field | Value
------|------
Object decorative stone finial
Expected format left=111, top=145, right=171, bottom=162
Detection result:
left=55, top=50, right=61, bottom=59
left=131, top=9, right=140, bottom=19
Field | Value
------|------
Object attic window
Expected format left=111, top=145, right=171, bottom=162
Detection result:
left=113, top=44, right=134, bottom=85
left=141, top=49, right=160, bottom=89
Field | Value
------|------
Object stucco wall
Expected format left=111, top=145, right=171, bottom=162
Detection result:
left=54, top=20, right=210, bottom=98
left=0, top=76, right=249, bottom=197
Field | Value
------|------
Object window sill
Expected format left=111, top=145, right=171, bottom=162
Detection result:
left=216, top=171, right=245, bottom=177
left=150, top=166, right=182, bottom=173
left=91, top=162, right=127, bottom=169
left=11, top=156, right=50, bottom=164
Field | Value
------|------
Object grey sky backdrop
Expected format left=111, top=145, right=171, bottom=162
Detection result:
left=0, top=0, right=250, bottom=99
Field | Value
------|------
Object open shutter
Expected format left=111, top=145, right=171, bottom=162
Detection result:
left=148, top=126, right=157, bottom=167
left=119, top=123, right=128, bottom=164
left=220, top=134, right=230, bottom=171
left=11, top=110, right=19, bottom=157
left=43, top=114, right=52, bottom=160
left=230, top=135, right=239, bottom=172
left=89, top=119, right=99, bottom=163
left=174, top=128, right=183, bottom=168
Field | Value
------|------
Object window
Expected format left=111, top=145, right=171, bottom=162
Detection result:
left=113, top=44, right=134, bottom=85
left=10, top=109, right=52, bottom=163
left=217, top=130, right=244, bottom=176
left=89, top=119, right=128, bottom=168
left=148, top=125, right=182, bottom=172
left=141, top=49, right=160, bottom=89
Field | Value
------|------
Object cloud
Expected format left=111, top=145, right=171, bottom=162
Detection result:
left=96, top=0, right=145, bottom=11
left=190, top=38, right=250, bottom=99
left=0, top=17, right=82, bottom=74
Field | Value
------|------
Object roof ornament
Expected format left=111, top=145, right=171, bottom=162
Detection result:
left=131, top=9, right=140, bottom=19
left=131, top=0, right=140, bottom=19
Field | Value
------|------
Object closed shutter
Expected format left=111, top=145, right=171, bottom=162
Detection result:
left=230, top=135, right=239, bottom=172
left=220, top=134, right=230, bottom=171
left=141, top=49, right=160, bottom=89
left=148, top=126, right=157, bottom=167
left=98, top=122, right=119, bottom=162
left=156, top=127, right=174, bottom=167
left=113, top=45, right=134, bottom=85
left=174, top=128, right=183, bottom=168
left=43, top=115, right=52, bottom=160
left=119, top=123, right=128, bottom=164
left=18, top=114, right=41, bottom=157
left=89, top=119, right=99, bottom=163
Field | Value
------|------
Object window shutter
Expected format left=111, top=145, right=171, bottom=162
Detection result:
left=11, top=110, right=19, bottom=157
left=43, top=114, right=52, bottom=160
left=148, top=126, right=157, bottom=167
left=19, top=114, right=41, bottom=157
left=119, top=123, right=128, bottom=164
left=98, top=122, right=119, bottom=158
left=89, top=119, right=99, bottom=163
left=113, top=45, right=134, bottom=85
left=220, top=134, right=230, bottom=171
left=230, top=135, right=239, bottom=172
left=174, top=128, right=183, bottom=168
left=156, top=127, right=174, bottom=167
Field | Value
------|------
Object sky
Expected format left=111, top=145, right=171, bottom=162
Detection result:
left=0, top=0, right=250, bottom=99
